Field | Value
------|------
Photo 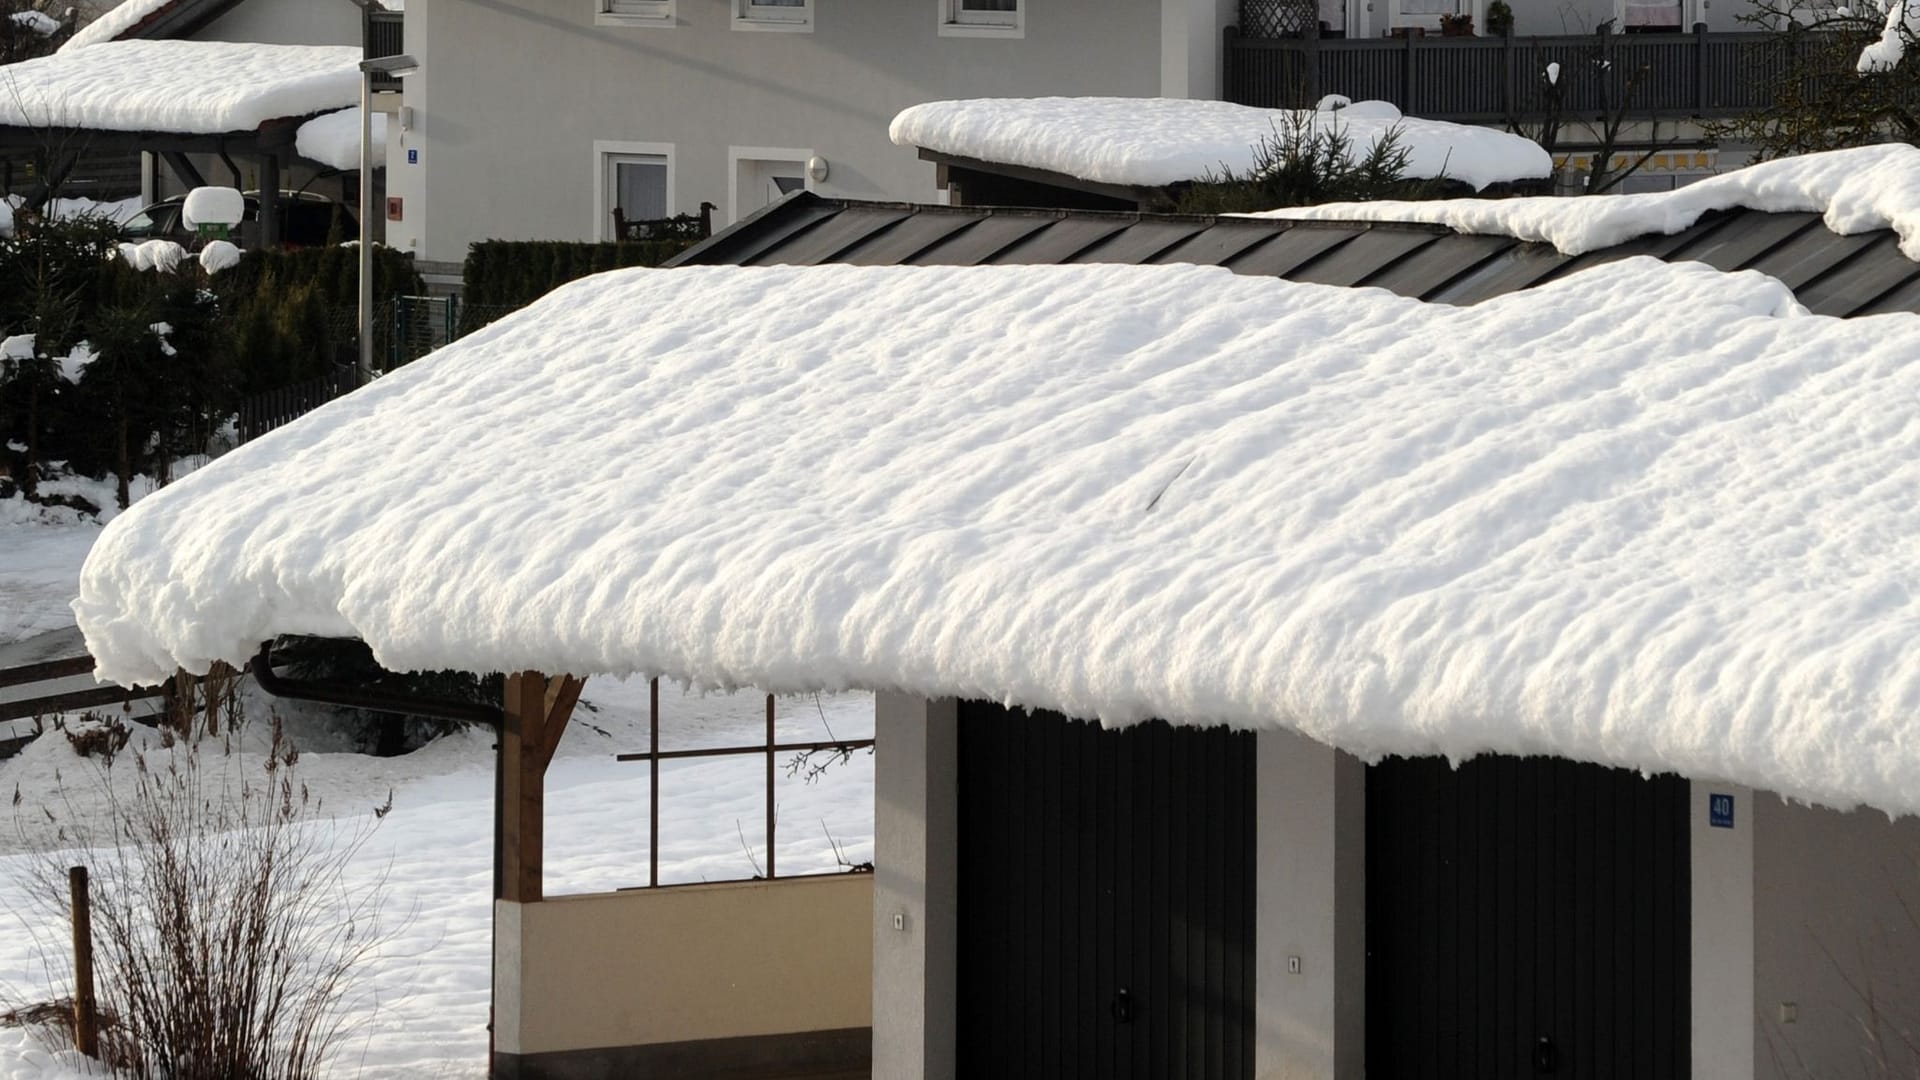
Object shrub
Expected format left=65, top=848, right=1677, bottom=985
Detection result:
left=1174, top=112, right=1445, bottom=214
left=19, top=668, right=393, bottom=1080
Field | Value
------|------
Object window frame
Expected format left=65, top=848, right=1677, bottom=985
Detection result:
left=597, top=0, right=674, bottom=27
left=593, top=140, right=676, bottom=241
left=938, top=0, right=1023, bottom=37
left=733, top=0, right=813, bottom=32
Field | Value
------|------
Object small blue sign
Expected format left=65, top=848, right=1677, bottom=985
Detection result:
left=1709, top=793, right=1735, bottom=829
left=407, top=148, right=419, bottom=165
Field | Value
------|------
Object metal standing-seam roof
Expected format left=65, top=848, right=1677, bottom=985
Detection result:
left=669, top=193, right=1920, bottom=317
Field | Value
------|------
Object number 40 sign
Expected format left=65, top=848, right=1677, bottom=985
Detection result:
left=1709, top=792, right=1736, bottom=829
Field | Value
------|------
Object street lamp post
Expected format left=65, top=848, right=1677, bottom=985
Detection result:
left=357, top=53, right=418, bottom=386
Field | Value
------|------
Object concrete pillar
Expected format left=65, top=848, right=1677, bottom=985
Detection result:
left=1691, top=781, right=1754, bottom=1080
left=1255, top=730, right=1366, bottom=1079
left=872, top=693, right=958, bottom=1080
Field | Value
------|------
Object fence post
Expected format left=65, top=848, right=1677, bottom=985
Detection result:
left=1502, top=23, right=1516, bottom=119
left=1694, top=22, right=1708, bottom=112
left=69, top=866, right=98, bottom=1058
left=1403, top=27, right=1418, bottom=114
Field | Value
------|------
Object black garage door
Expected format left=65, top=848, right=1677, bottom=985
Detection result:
left=957, top=703, right=1255, bottom=1080
left=1367, top=755, right=1691, bottom=1078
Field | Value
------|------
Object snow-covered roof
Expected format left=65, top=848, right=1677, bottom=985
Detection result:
left=296, top=107, right=387, bottom=170
left=1254, top=144, right=1920, bottom=258
left=59, top=0, right=174, bottom=52
left=0, top=40, right=361, bottom=135
left=74, top=261, right=1920, bottom=816
left=889, top=97, right=1553, bottom=192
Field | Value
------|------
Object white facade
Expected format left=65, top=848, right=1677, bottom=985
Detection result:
left=389, top=0, right=1237, bottom=264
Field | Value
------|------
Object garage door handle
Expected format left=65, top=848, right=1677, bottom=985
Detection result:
left=1111, top=988, right=1132, bottom=1024
left=1534, top=1035, right=1558, bottom=1073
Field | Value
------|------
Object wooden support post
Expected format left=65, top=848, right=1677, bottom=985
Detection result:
left=497, top=672, right=586, bottom=904
left=69, top=866, right=98, bottom=1058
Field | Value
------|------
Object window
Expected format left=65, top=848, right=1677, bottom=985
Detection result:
left=734, top=0, right=812, bottom=31
left=940, top=0, right=1022, bottom=36
left=594, top=141, right=675, bottom=240
left=598, top=0, right=673, bottom=26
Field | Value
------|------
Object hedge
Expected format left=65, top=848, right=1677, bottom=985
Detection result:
left=459, top=238, right=699, bottom=333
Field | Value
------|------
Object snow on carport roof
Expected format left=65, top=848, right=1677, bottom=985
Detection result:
left=1253, top=143, right=1920, bottom=258
left=0, top=40, right=361, bottom=134
left=73, top=261, right=1920, bottom=816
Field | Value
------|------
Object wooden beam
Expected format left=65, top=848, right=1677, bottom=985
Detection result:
left=497, top=671, right=586, bottom=904
left=537, top=675, right=585, bottom=771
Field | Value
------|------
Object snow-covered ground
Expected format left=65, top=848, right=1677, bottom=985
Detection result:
left=0, top=492, right=875, bottom=1079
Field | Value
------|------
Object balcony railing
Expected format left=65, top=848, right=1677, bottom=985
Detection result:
left=364, top=9, right=404, bottom=92
left=1224, top=23, right=1794, bottom=122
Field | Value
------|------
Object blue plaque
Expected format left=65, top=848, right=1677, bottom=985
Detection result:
left=407, top=148, right=419, bottom=165
left=1709, top=792, right=1735, bottom=829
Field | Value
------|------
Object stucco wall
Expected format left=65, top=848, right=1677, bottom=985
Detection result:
left=196, top=0, right=363, bottom=46
left=398, top=0, right=1167, bottom=263
left=494, top=874, right=874, bottom=1055
left=1754, top=797, right=1920, bottom=1080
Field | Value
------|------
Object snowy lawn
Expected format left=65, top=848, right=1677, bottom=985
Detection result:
left=0, top=681, right=875, bottom=1080
left=0, top=491, right=873, bottom=1079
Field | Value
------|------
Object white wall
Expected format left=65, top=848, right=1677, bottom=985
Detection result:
left=1693, top=780, right=1756, bottom=1080
left=407, top=0, right=1178, bottom=263
left=1754, top=796, right=1920, bottom=1080
left=1254, top=730, right=1366, bottom=1079
left=196, top=0, right=362, bottom=46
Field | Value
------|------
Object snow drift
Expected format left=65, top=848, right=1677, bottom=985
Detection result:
left=73, top=261, right=1920, bottom=815
left=888, top=96, right=1553, bottom=191
left=1253, top=143, right=1920, bottom=257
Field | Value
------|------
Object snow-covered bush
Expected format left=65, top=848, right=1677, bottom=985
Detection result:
left=1174, top=111, right=1450, bottom=214
left=18, top=670, right=393, bottom=1080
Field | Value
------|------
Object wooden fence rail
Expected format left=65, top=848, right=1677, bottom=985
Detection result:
left=0, top=654, right=192, bottom=757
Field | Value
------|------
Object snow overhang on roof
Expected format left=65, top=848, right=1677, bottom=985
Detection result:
left=1255, top=143, right=1920, bottom=258
left=0, top=40, right=361, bottom=136
left=74, top=261, right=1920, bottom=817
left=889, top=97, right=1554, bottom=193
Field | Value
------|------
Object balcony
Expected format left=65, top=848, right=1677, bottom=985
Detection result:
left=1224, top=21, right=1791, bottom=122
left=364, top=8, right=405, bottom=92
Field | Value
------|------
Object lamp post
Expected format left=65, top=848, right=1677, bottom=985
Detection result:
left=357, top=53, right=418, bottom=385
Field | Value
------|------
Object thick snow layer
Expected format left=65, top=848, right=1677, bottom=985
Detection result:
left=182, top=185, right=242, bottom=228
left=1859, top=0, right=1920, bottom=70
left=0, top=40, right=361, bottom=135
left=58, top=0, right=170, bottom=52
left=72, top=261, right=1920, bottom=815
left=888, top=96, right=1552, bottom=191
left=198, top=239, right=241, bottom=273
left=1254, top=143, right=1920, bottom=257
left=295, top=106, right=387, bottom=170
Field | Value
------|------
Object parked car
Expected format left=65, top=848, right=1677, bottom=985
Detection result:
left=120, top=191, right=359, bottom=248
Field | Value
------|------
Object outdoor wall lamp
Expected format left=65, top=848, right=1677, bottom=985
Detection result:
left=807, top=155, right=830, bottom=183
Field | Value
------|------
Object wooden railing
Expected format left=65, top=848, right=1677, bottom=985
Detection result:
left=1224, top=24, right=1794, bottom=121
